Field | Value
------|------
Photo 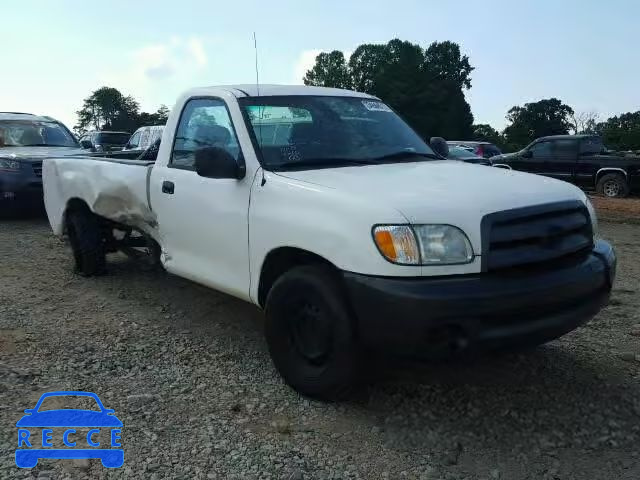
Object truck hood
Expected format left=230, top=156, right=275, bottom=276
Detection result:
left=0, top=146, right=85, bottom=162
left=276, top=160, right=586, bottom=224
left=490, top=151, right=519, bottom=162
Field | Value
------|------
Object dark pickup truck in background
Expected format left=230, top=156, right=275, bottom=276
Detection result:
left=491, top=134, right=640, bottom=197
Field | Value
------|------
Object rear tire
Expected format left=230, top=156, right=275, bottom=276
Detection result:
left=264, top=265, right=361, bottom=401
left=596, top=173, right=629, bottom=198
left=66, top=208, right=106, bottom=276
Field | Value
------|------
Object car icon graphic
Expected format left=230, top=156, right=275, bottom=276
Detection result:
left=16, top=391, right=123, bottom=468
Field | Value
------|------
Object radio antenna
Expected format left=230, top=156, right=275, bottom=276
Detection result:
left=253, top=32, right=260, bottom=97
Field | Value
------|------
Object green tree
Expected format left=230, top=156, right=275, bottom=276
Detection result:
left=136, top=105, right=170, bottom=127
left=303, top=39, right=475, bottom=140
left=348, top=44, right=390, bottom=93
left=75, top=88, right=170, bottom=135
left=472, top=124, right=504, bottom=147
left=154, top=105, right=170, bottom=124
left=503, top=98, right=575, bottom=150
left=303, top=51, right=351, bottom=89
left=598, top=111, right=640, bottom=151
left=75, top=87, right=140, bottom=134
left=423, top=40, right=473, bottom=90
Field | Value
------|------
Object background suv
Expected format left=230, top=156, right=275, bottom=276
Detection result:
left=0, top=112, right=81, bottom=212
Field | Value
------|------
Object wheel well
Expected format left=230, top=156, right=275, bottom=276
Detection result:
left=596, top=169, right=627, bottom=184
left=258, top=247, right=337, bottom=307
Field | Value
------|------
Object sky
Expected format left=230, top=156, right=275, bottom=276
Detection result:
left=1, top=0, right=638, bottom=132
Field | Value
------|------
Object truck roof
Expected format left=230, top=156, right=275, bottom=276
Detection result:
left=536, top=134, right=598, bottom=142
left=447, top=140, right=494, bottom=146
left=0, top=112, right=58, bottom=122
left=191, top=84, right=379, bottom=99
left=86, top=130, right=131, bottom=134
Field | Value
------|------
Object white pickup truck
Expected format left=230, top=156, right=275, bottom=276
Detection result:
left=44, top=85, right=616, bottom=400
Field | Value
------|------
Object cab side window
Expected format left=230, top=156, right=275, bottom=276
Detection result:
left=171, top=98, right=241, bottom=169
left=127, top=131, right=141, bottom=149
left=580, top=137, right=604, bottom=155
left=552, top=139, right=577, bottom=158
left=529, top=141, right=552, bottom=159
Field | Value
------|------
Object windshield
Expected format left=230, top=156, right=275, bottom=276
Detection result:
left=0, top=120, right=77, bottom=147
left=96, top=132, right=130, bottom=145
left=239, top=96, right=435, bottom=170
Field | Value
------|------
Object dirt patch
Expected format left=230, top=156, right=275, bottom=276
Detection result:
left=590, top=194, right=640, bottom=223
left=0, top=217, right=639, bottom=479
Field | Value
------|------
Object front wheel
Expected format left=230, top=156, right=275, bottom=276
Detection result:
left=66, top=208, right=106, bottom=276
left=596, top=173, right=629, bottom=198
left=264, top=265, right=361, bottom=401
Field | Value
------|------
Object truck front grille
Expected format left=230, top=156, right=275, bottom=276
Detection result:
left=481, top=201, right=593, bottom=272
left=32, top=162, right=43, bottom=177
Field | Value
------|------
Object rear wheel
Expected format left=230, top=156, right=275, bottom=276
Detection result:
left=596, top=173, right=629, bottom=198
left=264, top=265, right=361, bottom=401
left=66, top=208, right=106, bottom=276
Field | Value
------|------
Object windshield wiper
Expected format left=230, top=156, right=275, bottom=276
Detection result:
left=370, top=151, right=441, bottom=163
left=273, top=158, right=376, bottom=170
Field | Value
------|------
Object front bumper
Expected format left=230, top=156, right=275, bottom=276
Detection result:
left=0, top=168, right=43, bottom=207
left=344, top=240, right=616, bottom=357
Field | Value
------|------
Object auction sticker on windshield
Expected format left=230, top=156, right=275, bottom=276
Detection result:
left=15, top=391, right=123, bottom=468
left=361, top=100, right=392, bottom=112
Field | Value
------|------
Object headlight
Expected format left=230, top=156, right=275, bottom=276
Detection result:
left=0, top=158, right=21, bottom=172
left=373, top=224, right=474, bottom=265
left=585, top=196, right=598, bottom=239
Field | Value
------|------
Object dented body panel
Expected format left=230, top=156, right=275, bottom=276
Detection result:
left=43, top=157, right=157, bottom=238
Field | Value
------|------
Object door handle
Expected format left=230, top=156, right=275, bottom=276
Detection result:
left=162, top=181, right=175, bottom=194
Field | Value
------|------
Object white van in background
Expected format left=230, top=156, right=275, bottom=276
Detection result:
left=122, top=125, right=164, bottom=152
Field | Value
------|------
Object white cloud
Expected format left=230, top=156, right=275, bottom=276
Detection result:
left=292, top=49, right=323, bottom=84
left=97, top=36, right=210, bottom=115
left=187, top=38, right=208, bottom=68
left=103, top=36, right=209, bottom=93
left=131, top=44, right=177, bottom=81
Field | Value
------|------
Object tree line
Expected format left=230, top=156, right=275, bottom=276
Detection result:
left=75, top=47, right=640, bottom=153
left=74, top=87, right=169, bottom=135
left=304, top=39, right=640, bottom=152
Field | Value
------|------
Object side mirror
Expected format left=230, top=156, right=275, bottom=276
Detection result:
left=429, top=137, right=449, bottom=158
left=80, top=139, right=92, bottom=149
left=522, top=150, right=532, bottom=158
left=195, top=147, right=243, bottom=179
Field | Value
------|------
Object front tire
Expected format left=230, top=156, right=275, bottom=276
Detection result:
left=264, top=265, right=361, bottom=401
left=596, top=173, right=629, bottom=198
left=66, top=208, right=106, bottom=276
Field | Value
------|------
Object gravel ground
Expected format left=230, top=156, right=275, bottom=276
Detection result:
left=1, top=213, right=639, bottom=480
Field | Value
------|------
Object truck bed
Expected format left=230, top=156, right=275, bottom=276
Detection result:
left=43, top=156, right=158, bottom=238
